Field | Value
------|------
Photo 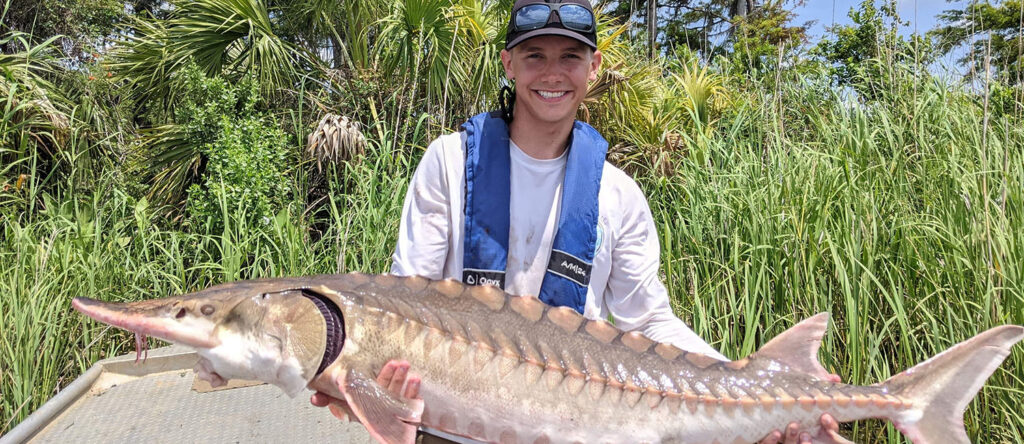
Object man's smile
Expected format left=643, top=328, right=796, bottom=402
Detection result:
left=535, top=90, right=569, bottom=100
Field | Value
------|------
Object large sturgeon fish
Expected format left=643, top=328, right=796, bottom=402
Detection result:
left=72, top=273, right=1022, bottom=444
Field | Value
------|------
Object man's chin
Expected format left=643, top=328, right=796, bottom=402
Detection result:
left=519, top=106, right=579, bottom=126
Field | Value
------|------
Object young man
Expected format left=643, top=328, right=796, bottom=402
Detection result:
left=314, top=1, right=845, bottom=442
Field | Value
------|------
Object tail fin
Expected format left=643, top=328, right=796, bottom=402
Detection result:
left=883, top=325, right=1024, bottom=444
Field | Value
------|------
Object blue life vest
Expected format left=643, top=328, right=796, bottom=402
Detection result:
left=461, top=111, right=608, bottom=313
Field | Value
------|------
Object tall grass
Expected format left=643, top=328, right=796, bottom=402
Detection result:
left=0, top=137, right=413, bottom=434
left=2, top=59, right=1023, bottom=444
left=647, top=70, right=1023, bottom=442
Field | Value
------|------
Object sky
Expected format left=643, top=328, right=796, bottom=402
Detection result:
left=795, top=0, right=967, bottom=40
left=793, top=0, right=970, bottom=73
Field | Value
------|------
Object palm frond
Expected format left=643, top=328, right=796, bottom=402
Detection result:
left=376, top=0, right=473, bottom=112
left=0, top=33, right=69, bottom=160
left=112, top=0, right=306, bottom=108
left=109, top=17, right=174, bottom=108
left=454, top=0, right=507, bottom=111
left=671, top=62, right=729, bottom=131
left=140, top=123, right=202, bottom=208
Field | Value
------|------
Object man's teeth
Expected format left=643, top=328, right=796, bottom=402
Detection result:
left=538, top=90, right=566, bottom=99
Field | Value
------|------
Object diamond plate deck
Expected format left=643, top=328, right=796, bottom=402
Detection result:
left=6, top=346, right=373, bottom=444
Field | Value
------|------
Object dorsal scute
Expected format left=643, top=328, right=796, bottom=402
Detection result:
left=620, top=331, right=655, bottom=353
left=509, top=294, right=546, bottom=322
left=654, top=343, right=683, bottom=360
left=684, top=352, right=720, bottom=369
left=584, top=319, right=620, bottom=344
left=467, top=285, right=505, bottom=311
left=315, top=272, right=373, bottom=294
left=366, top=273, right=429, bottom=292
left=546, top=306, right=585, bottom=333
left=429, top=278, right=465, bottom=298
left=370, top=273, right=401, bottom=288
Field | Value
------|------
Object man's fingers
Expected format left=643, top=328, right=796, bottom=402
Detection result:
left=783, top=422, right=800, bottom=444
left=389, top=362, right=410, bottom=395
left=327, top=403, right=352, bottom=421
left=820, top=413, right=839, bottom=431
left=193, top=359, right=227, bottom=387
left=311, top=392, right=346, bottom=407
left=827, top=373, right=842, bottom=383
left=758, top=430, right=782, bottom=444
left=310, top=392, right=347, bottom=408
left=404, top=376, right=421, bottom=399
left=310, top=392, right=332, bottom=407
left=377, top=360, right=400, bottom=386
left=311, top=391, right=356, bottom=422
left=819, top=414, right=855, bottom=444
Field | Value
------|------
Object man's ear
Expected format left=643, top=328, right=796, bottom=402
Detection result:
left=500, top=49, right=514, bottom=79
left=588, top=49, right=602, bottom=82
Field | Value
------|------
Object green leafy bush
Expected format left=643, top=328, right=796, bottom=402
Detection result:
left=173, top=64, right=260, bottom=144
left=186, top=114, right=291, bottom=232
left=174, top=65, right=291, bottom=232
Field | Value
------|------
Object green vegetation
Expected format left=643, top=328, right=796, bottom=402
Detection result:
left=934, top=1, right=1024, bottom=84
left=2, top=0, right=1022, bottom=441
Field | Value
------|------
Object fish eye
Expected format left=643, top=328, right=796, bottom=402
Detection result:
left=201, top=305, right=215, bottom=316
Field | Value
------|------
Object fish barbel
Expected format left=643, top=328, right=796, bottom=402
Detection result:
left=72, top=273, right=1023, bottom=443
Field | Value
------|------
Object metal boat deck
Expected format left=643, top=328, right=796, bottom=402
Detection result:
left=2, top=345, right=373, bottom=443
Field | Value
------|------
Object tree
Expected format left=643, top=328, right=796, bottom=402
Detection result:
left=648, top=0, right=657, bottom=58
left=932, top=1, right=1024, bottom=85
left=605, top=0, right=808, bottom=61
left=665, top=0, right=748, bottom=56
left=0, top=0, right=123, bottom=59
left=816, top=0, right=928, bottom=97
left=605, top=0, right=736, bottom=57
left=270, top=0, right=387, bottom=71
left=730, top=0, right=807, bottom=71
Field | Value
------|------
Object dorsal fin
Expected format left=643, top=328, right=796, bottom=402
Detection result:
left=752, top=313, right=832, bottom=380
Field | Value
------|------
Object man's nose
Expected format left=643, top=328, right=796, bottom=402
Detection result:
left=538, top=60, right=565, bottom=81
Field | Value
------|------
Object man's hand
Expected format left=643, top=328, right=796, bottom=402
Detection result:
left=194, top=357, right=227, bottom=387
left=310, top=360, right=422, bottom=421
left=758, top=414, right=851, bottom=444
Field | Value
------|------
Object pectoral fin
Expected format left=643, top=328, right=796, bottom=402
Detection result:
left=339, top=369, right=423, bottom=444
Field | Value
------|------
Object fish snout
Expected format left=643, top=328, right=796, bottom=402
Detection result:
left=72, top=296, right=220, bottom=349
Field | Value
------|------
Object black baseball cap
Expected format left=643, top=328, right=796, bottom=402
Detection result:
left=505, top=0, right=598, bottom=50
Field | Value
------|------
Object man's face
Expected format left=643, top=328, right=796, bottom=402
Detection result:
left=500, top=35, right=601, bottom=126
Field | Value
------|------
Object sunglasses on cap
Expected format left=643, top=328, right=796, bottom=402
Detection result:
left=511, top=3, right=596, bottom=34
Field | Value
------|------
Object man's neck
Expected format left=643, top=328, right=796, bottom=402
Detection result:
left=508, top=113, right=574, bottom=160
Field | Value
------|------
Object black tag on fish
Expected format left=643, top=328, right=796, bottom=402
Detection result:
left=462, top=269, right=505, bottom=288
left=547, top=249, right=592, bottom=287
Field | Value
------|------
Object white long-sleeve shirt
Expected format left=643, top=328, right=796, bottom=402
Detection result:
left=391, top=131, right=727, bottom=361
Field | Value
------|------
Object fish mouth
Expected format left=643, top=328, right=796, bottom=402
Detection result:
left=72, top=297, right=219, bottom=354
